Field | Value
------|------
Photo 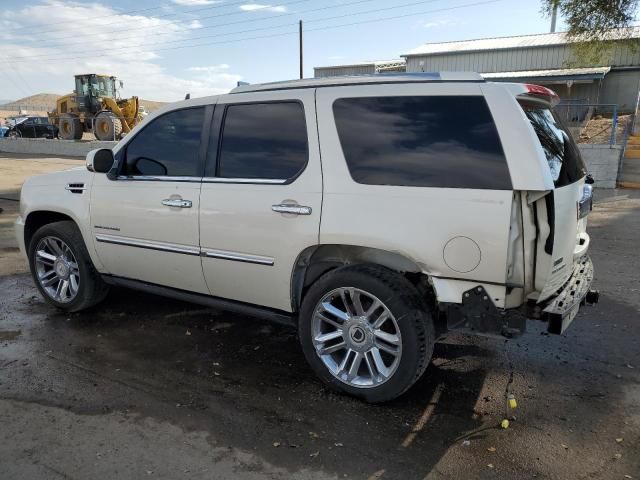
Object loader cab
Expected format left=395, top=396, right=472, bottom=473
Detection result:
left=74, top=74, right=117, bottom=113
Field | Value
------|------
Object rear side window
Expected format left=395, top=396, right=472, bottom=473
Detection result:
left=123, top=107, right=205, bottom=177
left=215, top=102, right=308, bottom=180
left=519, top=101, right=587, bottom=187
left=332, top=96, right=511, bottom=189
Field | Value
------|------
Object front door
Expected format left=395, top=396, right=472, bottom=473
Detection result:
left=90, top=105, right=210, bottom=294
left=199, top=90, right=322, bottom=312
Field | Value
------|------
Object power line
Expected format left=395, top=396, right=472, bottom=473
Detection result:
left=12, top=0, right=376, bottom=56
left=6, top=0, right=452, bottom=61
left=2, top=0, right=502, bottom=65
left=3, top=0, right=260, bottom=35
left=21, top=0, right=312, bottom=44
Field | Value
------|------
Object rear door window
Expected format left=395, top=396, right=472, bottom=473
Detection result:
left=519, top=101, right=587, bottom=187
left=332, top=96, right=511, bottom=189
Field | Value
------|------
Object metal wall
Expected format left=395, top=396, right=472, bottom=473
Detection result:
left=600, top=69, right=640, bottom=111
left=314, top=65, right=376, bottom=78
left=405, top=44, right=640, bottom=74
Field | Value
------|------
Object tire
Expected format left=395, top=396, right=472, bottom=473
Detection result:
left=94, top=111, right=122, bottom=141
left=28, top=221, right=109, bottom=312
left=298, top=264, right=434, bottom=403
left=59, top=113, right=82, bottom=140
left=8, top=130, right=20, bottom=138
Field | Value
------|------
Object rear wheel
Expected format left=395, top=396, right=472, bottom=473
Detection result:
left=28, top=221, right=109, bottom=312
left=94, top=111, right=122, bottom=141
left=299, top=264, right=434, bottom=403
left=59, top=113, right=82, bottom=140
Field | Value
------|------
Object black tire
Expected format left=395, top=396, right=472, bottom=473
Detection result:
left=28, top=221, right=109, bottom=312
left=94, top=112, right=122, bottom=141
left=299, top=264, right=434, bottom=403
left=59, top=113, right=82, bottom=140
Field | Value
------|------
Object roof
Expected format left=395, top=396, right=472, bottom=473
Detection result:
left=314, top=59, right=406, bottom=71
left=482, top=66, right=611, bottom=81
left=231, top=72, right=483, bottom=93
left=404, top=27, right=640, bottom=57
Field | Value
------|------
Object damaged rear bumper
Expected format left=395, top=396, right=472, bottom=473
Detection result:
left=528, top=255, right=598, bottom=334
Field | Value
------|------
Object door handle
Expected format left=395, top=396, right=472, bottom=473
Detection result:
left=272, top=203, right=312, bottom=215
left=162, top=198, right=192, bottom=208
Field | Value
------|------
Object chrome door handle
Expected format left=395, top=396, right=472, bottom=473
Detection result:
left=272, top=203, right=312, bottom=215
left=162, top=198, right=192, bottom=208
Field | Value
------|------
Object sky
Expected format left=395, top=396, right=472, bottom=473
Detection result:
left=0, top=0, right=567, bottom=102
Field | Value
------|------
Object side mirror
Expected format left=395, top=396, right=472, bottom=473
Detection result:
left=87, top=148, right=115, bottom=174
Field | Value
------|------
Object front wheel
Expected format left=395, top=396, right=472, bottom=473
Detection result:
left=28, top=221, right=109, bottom=312
left=299, top=264, right=434, bottom=403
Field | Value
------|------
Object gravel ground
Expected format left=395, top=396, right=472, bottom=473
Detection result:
left=0, top=154, right=638, bottom=479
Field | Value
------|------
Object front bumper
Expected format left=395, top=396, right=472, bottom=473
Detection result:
left=530, top=255, right=597, bottom=334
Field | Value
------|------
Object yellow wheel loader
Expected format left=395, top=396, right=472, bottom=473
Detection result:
left=50, top=74, right=142, bottom=141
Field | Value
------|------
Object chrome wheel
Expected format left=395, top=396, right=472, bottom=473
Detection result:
left=311, top=287, right=402, bottom=388
left=34, top=236, right=80, bottom=303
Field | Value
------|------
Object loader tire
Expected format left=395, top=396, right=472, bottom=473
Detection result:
left=59, top=114, right=82, bottom=140
left=94, top=112, right=122, bottom=141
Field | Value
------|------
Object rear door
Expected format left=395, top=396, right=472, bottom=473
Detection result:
left=518, top=100, right=589, bottom=300
left=199, top=90, right=322, bottom=312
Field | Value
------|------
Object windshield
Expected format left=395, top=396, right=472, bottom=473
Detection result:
left=90, top=77, right=114, bottom=97
left=520, top=100, right=587, bottom=187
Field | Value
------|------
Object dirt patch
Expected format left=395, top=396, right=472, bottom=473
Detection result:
left=579, top=114, right=630, bottom=144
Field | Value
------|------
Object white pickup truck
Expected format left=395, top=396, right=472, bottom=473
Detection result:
left=16, top=73, right=598, bottom=402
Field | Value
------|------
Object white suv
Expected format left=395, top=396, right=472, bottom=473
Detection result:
left=16, top=73, right=598, bottom=402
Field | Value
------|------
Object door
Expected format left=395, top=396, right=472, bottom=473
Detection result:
left=90, top=105, right=210, bottom=294
left=199, top=90, right=322, bottom=312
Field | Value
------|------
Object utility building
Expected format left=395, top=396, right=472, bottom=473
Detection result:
left=314, top=30, right=640, bottom=112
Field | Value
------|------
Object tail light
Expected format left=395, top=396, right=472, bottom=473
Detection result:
left=523, top=84, right=560, bottom=105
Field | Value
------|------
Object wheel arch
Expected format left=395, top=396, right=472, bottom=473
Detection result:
left=24, top=210, right=76, bottom=251
left=291, top=244, right=428, bottom=312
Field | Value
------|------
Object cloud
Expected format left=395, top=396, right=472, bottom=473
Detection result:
left=172, top=0, right=220, bottom=5
left=0, top=1, right=242, bottom=101
left=421, top=17, right=462, bottom=28
left=239, top=4, right=287, bottom=13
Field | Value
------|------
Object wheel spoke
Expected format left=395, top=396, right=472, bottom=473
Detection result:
left=46, top=238, right=63, bottom=256
left=371, top=312, right=389, bottom=329
left=374, top=329, right=400, bottom=346
left=365, top=299, right=381, bottom=318
left=319, top=341, right=346, bottom=355
left=321, top=301, right=349, bottom=322
left=316, top=312, right=343, bottom=329
left=40, top=271, right=58, bottom=287
left=314, top=330, right=343, bottom=344
left=350, top=289, right=365, bottom=316
left=363, top=351, right=379, bottom=382
left=337, top=349, right=354, bottom=376
left=36, top=250, right=56, bottom=264
left=371, top=347, right=391, bottom=376
left=347, top=351, right=363, bottom=380
left=59, top=280, right=70, bottom=300
left=69, top=274, right=79, bottom=295
left=375, top=338, right=400, bottom=356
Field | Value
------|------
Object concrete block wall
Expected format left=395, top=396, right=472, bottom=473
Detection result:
left=578, top=144, right=623, bottom=189
left=0, top=138, right=117, bottom=158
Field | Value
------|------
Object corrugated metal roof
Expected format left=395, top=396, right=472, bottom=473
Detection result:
left=404, top=28, right=640, bottom=56
left=482, top=66, right=611, bottom=79
left=315, top=59, right=406, bottom=71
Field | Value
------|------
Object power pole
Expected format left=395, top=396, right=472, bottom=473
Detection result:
left=550, top=3, right=558, bottom=32
left=299, top=20, right=303, bottom=79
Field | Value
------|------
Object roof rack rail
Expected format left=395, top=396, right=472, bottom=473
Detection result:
left=230, top=72, right=484, bottom=94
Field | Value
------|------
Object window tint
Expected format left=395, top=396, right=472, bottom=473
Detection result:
left=214, top=102, right=307, bottom=179
left=333, top=96, right=511, bottom=189
left=519, top=101, right=587, bottom=187
left=123, top=107, right=204, bottom=177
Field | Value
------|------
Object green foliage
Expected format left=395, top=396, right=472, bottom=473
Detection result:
left=541, top=0, right=640, bottom=65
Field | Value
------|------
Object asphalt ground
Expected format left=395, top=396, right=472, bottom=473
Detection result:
left=0, top=153, right=638, bottom=479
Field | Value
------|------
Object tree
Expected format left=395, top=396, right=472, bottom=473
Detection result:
left=541, top=0, right=640, bottom=65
